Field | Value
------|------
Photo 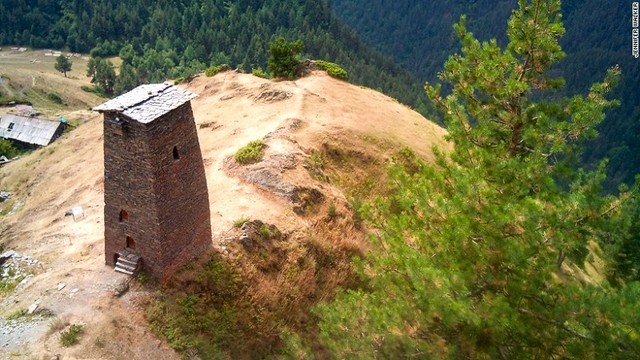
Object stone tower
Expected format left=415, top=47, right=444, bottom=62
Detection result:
left=95, top=83, right=211, bottom=280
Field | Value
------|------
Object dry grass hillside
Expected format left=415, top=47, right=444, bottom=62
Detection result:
left=0, top=61, right=448, bottom=358
left=0, top=49, right=99, bottom=117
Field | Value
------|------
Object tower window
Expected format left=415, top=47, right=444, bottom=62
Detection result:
left=8, top=122, right=14, bottom=131
left=119, top=209, right=129, bottom=222
left=173, top=146, right=180, bottom=160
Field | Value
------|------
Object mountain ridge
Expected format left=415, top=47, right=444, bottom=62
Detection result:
left=0, top=0, right=427, bottom=110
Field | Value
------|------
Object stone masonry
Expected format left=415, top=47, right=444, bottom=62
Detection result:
left=95, top=83, right=212, bottom=280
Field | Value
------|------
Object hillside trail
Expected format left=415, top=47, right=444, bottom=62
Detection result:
left=0, top=70, right=447, bottom=359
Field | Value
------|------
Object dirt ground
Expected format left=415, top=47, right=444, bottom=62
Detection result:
left=0, top=57, right=447, bottom=358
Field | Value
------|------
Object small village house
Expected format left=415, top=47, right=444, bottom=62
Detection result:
left=0, top=114, right=65, bottom=147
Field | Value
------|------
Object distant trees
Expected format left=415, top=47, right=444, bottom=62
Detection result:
left=315, top=0, right=640, bottom=358
left=267, top=37, right=303, bottom=79
left=54, top=55, right=72, bottom=77
left=333, top=0, right=639, bottom=190
left=0, top=0, right=425, bottom=110
left=113, top=63, right=139, bottom=95
left=87, top=58, right=116, bottom=95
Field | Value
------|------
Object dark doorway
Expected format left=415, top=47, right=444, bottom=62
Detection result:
left=126, top=236, right=136, bottom=250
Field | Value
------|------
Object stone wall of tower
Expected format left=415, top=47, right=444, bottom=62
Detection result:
left=104, top=112, right=160, bottom=271
left=146, top=102, right=212, bottom=279
left=103, top=102, right=211, bottom=280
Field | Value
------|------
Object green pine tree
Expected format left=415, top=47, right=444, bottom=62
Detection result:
left=267, top=37, right=304, bottom=79
left=315, top=0, right=640, bottom=358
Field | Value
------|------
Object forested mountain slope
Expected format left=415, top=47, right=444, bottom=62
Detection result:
left=332, top=0, right=640, bottom=189
left=2, top=0, right=637, bottom=188
left=0, top=0, right=425, bottom=108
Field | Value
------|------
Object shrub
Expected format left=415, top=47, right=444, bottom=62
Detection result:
left=6, top=308, right=27, bottom=320
left=259, top=224, right=272, bottom=240
left=47, top=93, right=64, bottom=104
left=136, top=271, right=150, bottom=286
left=305, top=151, right=326, bottom=169
left=60, top=324, right=84, bottom=347
left=315, top=60, right=348, bottom=80
left=327, top=202, right=338, bottom=219
left=349, top=197, right=365, bottom=229
left=0, top=138, right=18, bottom=159
left=233, top=217, right=250, bottom=228
left=205, top=64, right=230, bottom=77
left=0, top=275, right=24, bottom=296
left=252, top=67, right=269, bottom=79
left=80, top=85, right=106, bottom=97
left=235, top=140, right=265, bottom=164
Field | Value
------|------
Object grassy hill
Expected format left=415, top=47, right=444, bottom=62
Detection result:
left=0, top=49, right=101, bottom=117
left=0, top=42, right=628, bottom=357
left=0, top=60, right=447, bottom=357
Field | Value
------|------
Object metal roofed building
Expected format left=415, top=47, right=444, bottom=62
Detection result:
left=95, top=83, right=212, bottom=281
left=0, top=114, right=65, bottom=146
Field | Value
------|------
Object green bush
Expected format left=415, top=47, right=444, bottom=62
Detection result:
left=60, top=324, right=84, bottom=347
left=305, top=150, right=326, bottom=169
left=233, top=217, right=250, bottom=228
left=315, top=60, right=348, bottom=80
left=205, top=64, right=230, bottom=77
left=327, top=202, right=338, bottom=219
left=259, top=224, right=272, bottom=240
left=6, top=308, right=27, bottom=320
left=235, top=140, right=265, bottom=164
left=252, top=67, right=269, bottom=79
left=47, top=93, right=63, bottom=104
left=349, top=197, right=365, bottom=229
left=0, top=139, right=18, bottom=159
left=80, top=85, right=106, bottom=97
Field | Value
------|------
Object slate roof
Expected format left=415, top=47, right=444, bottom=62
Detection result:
left=0, top=115, right=63, bottom=146
left=93, top=83, right=198, bottom=124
